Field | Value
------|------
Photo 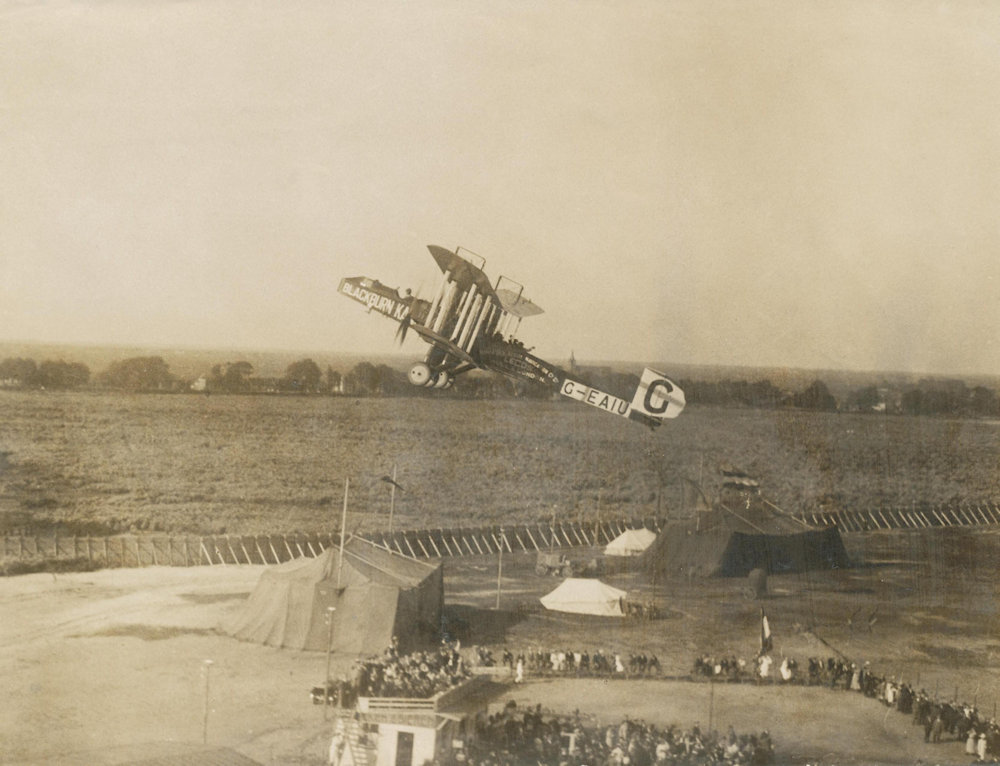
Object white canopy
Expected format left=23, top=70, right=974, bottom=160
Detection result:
left=539, top=578, right=627, bottom=617
left=604, top=528, right=657, bottom=557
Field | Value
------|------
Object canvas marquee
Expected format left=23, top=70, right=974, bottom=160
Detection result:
left=539, top=578, right=627, bottom=616
left=224, top=537, right=443, bottom=654
left=604, top=528, right=657, bottom=557
left=639, top=497, right=850, bottom=578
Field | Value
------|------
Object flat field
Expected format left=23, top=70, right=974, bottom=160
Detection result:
left=2, top=388, right=1000, bottom=764
left=0, top=391, right=997, bottom=535
left=3, top=530, right=1000, bottom=765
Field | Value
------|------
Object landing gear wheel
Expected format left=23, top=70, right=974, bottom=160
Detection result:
left=433, top=372, right=453, bottom=389
left=408, top=362, right=432, bottom=387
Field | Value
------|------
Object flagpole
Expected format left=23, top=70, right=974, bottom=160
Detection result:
left=495, top=527, right=504, bottom=610
left=338, top=478, right=348, bottom=589
left=388, top=463, right=397, bottom=534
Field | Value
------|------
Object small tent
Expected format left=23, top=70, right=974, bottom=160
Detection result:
left=604, top=528, right=657, bottom=557
left=224, top=537, right=443, bottom=654
left=540, top=578, right=627, bottom=616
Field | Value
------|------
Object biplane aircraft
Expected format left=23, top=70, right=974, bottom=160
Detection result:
left=339, top=245, right=685, bottom=428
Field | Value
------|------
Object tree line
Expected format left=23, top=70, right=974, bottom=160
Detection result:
left=1, top=354, right=998, bottom=417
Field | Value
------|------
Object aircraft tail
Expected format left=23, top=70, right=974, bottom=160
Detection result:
left=558, top=367, right=685, bottom=428
left=628, top=368, right=686, bottom=422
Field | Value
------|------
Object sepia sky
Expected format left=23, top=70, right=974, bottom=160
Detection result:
left=2, top=0, right=999, bottom=375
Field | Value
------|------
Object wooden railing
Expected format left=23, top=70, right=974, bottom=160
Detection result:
left=3, top=503, right=999, bottom=569
left=0, top=518, right=661, bottom=568
left=800, top=502, right=1000, bottom=531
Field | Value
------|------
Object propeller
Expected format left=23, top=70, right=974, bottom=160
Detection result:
left=395, top=315, right=411, bottom=345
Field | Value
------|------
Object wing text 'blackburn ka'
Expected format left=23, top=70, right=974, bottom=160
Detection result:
left=339, top=245, right=685, bottom=428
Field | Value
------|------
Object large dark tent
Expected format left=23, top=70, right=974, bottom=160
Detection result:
left=641, top=480, right=850, bottom=578
left=224, top=537, right=443, bottom=654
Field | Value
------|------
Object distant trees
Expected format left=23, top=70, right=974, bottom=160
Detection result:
left=900, top=378, right=1000, bottom=417
left=282, top=358, right=322, bottom=393
left=0, top=357, right=38, bottom=387
left=791, top=379, right=838, bottom=411
left=3, top=350, right=999, bottom=420
left=98, top=356, right=174, bottom=391
left=845, top=385, right=881, bottom=411
left=37, top=360, right=90, bottom=389
left=0, top=358, right=90, bottom=389
left=970, top=386, right=1000, bottom=416
left=342, top=362, right=408, bottom=396
left=210, top=361, right=254, bottom=393
left=679, top=378, right=785, bottom=408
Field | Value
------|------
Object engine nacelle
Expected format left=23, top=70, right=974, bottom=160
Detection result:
left=408, top=362, right=432, bottom=386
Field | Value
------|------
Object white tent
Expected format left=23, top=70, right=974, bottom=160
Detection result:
left=539, top=578, right=627, bottom=616
left=604, top=528, right=657, bottom=557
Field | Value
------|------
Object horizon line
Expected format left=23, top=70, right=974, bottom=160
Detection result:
left=0, top=336, right=997, bottom=382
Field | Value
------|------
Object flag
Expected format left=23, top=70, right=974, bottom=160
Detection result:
left=760, top=607, right=773, bottom=654
left=720, top=465, right=760, bottom=493
left=681, top=478, right=712, bottom=512
left=380, top=475, right=404, bottom=492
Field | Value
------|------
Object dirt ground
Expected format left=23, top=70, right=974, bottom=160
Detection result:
left=0, top=565, right=342, bottom=765
left=3, top=530, right=1000, bottom=765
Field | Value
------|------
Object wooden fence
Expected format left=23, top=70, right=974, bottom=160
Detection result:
left=801, top=502, right=1000, bottom=532
left=0, top=517, right=661, bottom=568
left=1, top=532, right=341, bottom=568
left=3, top=503, right=999, bottom=568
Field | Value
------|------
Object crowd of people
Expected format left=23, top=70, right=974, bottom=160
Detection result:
left=351, top=638, right=471, bottom=698
left=327, top=641, right=1000, bottom=763
left=692, top=653, right=1000, bottom=763
left=483, top=648, right=663, bottom=681
left=443, top=702, right=773, bottom=766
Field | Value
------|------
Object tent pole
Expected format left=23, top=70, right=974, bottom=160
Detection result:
left=338, top=479, right=349, bottom=589
left=324, top=606, right=336, bottom=720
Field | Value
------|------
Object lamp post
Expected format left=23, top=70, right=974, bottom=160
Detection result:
left=324, top=606, right=336, bottom=720
left=202, top=659, right=213, bottom=744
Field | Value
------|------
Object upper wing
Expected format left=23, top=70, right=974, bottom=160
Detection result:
left=494, top=288, right=544, bottom=318
left=427, top=245, right=498, bottom=301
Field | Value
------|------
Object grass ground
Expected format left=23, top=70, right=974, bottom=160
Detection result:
left=2, top=389, right=997, bottom=764
left=1, top=392, right=997, bottom=536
